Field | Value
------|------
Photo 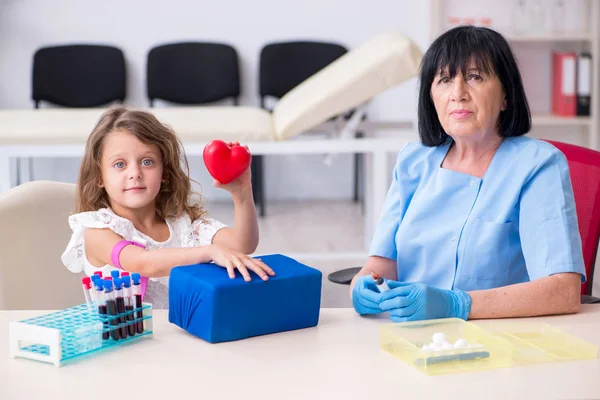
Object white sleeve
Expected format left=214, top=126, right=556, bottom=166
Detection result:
left=190, top=217, right=227, bottom=247
left=60, top=209, right=137, bottom=273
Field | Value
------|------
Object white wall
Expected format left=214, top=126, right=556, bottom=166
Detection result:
left=0, top=0, right=429, bottom=200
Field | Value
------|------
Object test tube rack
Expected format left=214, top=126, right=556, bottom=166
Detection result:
left=8, top=302, right=153, bottom=367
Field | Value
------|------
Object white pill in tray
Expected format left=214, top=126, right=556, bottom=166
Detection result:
left=432, top=332, right=447, bottom=345
left=420, top=333, right=484, bottom=352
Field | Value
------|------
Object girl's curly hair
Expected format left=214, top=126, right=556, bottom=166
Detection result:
left=75, top=105, right=205, bottom=221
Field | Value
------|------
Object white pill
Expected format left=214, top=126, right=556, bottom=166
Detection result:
left=442, top=342, right=453, bottom=350
left=421, top=344, right=431, bottom=352
left=454, top=338, right=468, bottom=349
left=432, top=332, right=447, bottom=345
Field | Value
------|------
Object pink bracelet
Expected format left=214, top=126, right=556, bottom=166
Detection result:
left=111, top=240, right=146, bottom=270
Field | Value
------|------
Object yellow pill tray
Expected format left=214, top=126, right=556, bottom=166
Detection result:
left=380, top=318, right=598, bottom=375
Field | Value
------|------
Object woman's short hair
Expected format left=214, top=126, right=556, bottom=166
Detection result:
left=418, top=25, right=531, bottom=146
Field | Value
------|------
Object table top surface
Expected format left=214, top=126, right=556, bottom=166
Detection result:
left=2, top=306, right=599, bottom=400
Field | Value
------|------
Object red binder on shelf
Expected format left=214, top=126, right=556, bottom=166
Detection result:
left=552, top=52, right=577, bottom=117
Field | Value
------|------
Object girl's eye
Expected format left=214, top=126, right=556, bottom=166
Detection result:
left=439, top=76, right=450, bottom=84
left=469, top=74, right=482, bottom=81
left=114, top=162, right=124, bottom=169
left=142, top=159, right=153, bottom=167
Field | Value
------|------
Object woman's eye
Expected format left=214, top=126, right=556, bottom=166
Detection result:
left=114, top=162, right=124, bottom=169
left=142, top=159, right=153, bottom=166
left=469, top=74, right=482, bottom=81
left=439, top=77, right=450, bottom=84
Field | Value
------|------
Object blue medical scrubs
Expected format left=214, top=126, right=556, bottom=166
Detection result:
left=369, top=136, right=586, bottom=291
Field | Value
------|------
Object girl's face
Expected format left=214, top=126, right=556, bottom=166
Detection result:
left=99, top=129, right=164, bottom=214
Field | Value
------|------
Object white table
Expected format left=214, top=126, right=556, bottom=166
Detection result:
left=2, top=306, right=599, bottom=400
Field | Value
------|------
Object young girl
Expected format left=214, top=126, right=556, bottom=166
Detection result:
left=61, top=106, right=274, bottom=308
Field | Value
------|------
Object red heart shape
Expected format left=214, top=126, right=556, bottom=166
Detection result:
left=203, top=140, right=252, bottom=184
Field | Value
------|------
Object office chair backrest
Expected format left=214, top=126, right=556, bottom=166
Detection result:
left=32, top=44, right=126, bottom=108
left=259, top=41, right=348, bottom=102
left=147, top=42, right=240, bottom=106
left=545, top=140, right=600, bottom=295
left=0, top=181, right=83, bottom=310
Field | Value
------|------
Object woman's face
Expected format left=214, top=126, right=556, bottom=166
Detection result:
left=430, top=60, right=506, bottom=141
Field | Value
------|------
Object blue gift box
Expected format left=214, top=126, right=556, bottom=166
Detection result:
left=168, top=254, right=322, bottom=343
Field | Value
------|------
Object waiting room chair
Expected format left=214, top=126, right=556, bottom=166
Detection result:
left=147, top=42, right=240, bottom=106
left=25, top=44, right=127, bottom=184
left=33, top=44, right=126, bottom=108
left=0, top=181, right=83, bottom=310
left=257, top=40, right=363, bottom=217
left=329, top=140, right=600, bottom=304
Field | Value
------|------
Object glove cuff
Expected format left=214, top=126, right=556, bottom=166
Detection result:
left=451, top=288, right=472, bottom=320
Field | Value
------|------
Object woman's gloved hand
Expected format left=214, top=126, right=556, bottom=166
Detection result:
left=351, top=275, right=384, bottom=315
left=379, top=281, right=472, bottom=322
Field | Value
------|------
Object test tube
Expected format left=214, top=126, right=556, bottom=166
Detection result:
left=95, top=280, right=109, bottom=340
left=81, top=277, right=93, bottom=306
left=93, top=276, right=104, bottom=304
left=103, top=280, right=120, bottom=340
left=122, top=275, right=136, bottom=337
left=371, top=272, right=390, bottom=293
left=113, top=277, right=128, bottom=339
left=120, top=271, right=130, bottom=278
left=111, top=270, right=120, bottom=280
left=90, top=285, right=98, bottom=305
left=131, top=273, right=144, bottom=334
left=91, top=275, right=102, bottom=304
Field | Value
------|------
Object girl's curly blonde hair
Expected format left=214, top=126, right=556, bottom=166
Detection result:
left=75, top=105, right=205, bottom=221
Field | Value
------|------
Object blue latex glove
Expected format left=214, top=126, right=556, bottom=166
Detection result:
left=352, top=275, right=384, bottom=315
left=379, top=281, right=472, bottom=322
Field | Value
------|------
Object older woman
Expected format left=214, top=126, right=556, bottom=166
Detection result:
left=350, top=26, right=585, bottom=322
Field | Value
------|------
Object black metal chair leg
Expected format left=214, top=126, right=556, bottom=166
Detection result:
left=252, top=155, right=266, bottom=217
left=353, top=153, right=360, bottom=203
left=15, top=158, right=21, bottom=186
left=353, top=131, right=365, bottom=204
left=251, top=157, right=258, bottom=202
left=28, top=157, right=34, bottom=181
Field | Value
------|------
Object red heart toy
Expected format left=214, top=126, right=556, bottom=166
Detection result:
left=203, top=140, right=252, bottom=184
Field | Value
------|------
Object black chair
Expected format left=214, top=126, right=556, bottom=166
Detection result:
left=147, top=42, right=240, bottom=106
left=33, top=45, right=126, bottom=108
left=257, top=40, right=364, bottom=217
left=27, top=44, right=126, bottom=184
